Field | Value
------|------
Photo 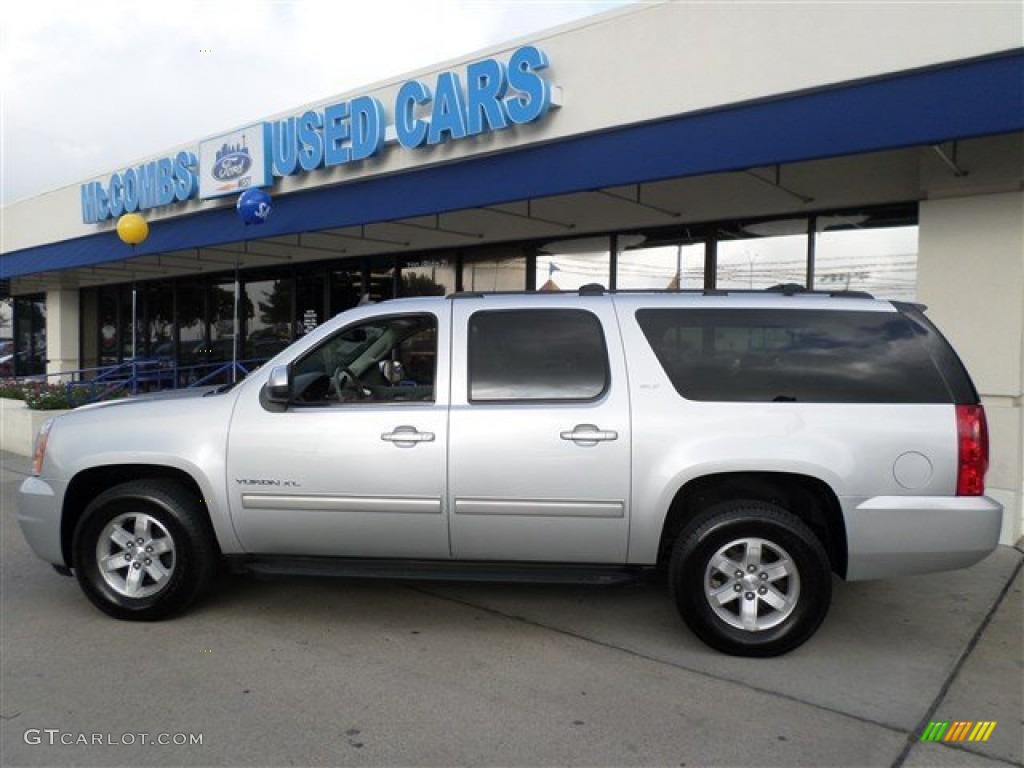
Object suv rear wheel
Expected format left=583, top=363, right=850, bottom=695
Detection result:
left=73, top=480, right=218, bottom=621
left=669, top=500, right=831, bottom=657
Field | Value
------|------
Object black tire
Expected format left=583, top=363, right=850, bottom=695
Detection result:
left=669, top=500, right=831, bottom=657
left=72, top=479, right=219, bottom=621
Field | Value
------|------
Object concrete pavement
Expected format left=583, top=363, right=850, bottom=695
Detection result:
left=1, top=450, right=1020, bottom=767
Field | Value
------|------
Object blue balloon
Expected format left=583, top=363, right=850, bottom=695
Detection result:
left=236, top=188, right=272, bottom=225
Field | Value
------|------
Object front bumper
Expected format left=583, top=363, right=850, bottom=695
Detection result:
left=17, top=475, right=67, bottom=567
left=844, top=495, right=1003, bottom=581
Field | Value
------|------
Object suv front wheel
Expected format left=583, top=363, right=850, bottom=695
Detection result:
left=72, top=480, right=218, bottom=621
left=670, top=500, right=832, bottom=657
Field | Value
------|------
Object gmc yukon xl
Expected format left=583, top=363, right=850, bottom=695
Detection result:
left=18, top=289, right=1002, bottom=656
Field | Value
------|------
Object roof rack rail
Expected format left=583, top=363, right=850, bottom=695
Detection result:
left=443, top=287, right=876, bottom=299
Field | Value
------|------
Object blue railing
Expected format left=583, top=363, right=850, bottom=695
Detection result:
left=11, top=357, right=271, bottom=405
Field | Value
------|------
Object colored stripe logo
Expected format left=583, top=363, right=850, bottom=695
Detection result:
left=921, top=721, right=997, bottom=742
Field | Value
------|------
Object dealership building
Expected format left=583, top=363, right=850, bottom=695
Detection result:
left=2, top=2, right=1022, bottom=542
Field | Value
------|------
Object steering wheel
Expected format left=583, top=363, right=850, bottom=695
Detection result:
left=334, top=366, right=369, bottom=401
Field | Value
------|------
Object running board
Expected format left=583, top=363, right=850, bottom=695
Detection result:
left=230, top=556, right=645, bottom=586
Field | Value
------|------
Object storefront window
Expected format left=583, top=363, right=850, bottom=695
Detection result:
left=400, top=257, right=454, bottom=297
left=79, top=290, right=99, bottom=370
left=208, top=280, right=237, bottom=366
left=537, top=237, right=610, bottom=291
left=243, top=278, right=292, bottom=360
left=13, top=294, right=46, bottom=377
left=462, top=248, right=527, bottom=292
left=0, top=298, right=13, bottom=376
left=144, top=282, right=175, bottom=361
left=617, top=236, right=705, bottom=290
left=97, top=286, right=120, bottom=366
left=177, top=280, right=207, bottom=378
left=331, top=268, right=366, bottom=312
left=716, top=220, right=808, bottom=290
left=296, top=271, right=326, bottom=338
left=814, top=213, right=918, bottom=300
left=119, top=285, right=138, bottom=360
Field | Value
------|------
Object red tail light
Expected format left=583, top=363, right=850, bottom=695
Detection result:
left=956, top=404, right=989, bottom=496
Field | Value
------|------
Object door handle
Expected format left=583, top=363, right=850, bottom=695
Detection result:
left=560, top=424, right=618, bottom=446
left=381, top=426, right=435, bottom=447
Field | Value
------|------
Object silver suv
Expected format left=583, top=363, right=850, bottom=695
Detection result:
left=17, top=289, right=1002, bottom=656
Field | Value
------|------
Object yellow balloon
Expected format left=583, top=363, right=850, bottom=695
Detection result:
left=116, top=213, right=149, bottom=245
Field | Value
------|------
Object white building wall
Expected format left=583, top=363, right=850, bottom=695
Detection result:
left=44, top=287, right=80, bottom=376
left=918, top=191, right=1024, bottom=544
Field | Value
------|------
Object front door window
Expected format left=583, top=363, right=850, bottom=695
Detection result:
left=290, top=314, right=437, bottom=405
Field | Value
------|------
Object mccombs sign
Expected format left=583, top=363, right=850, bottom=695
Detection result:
left=80, top=46, right=558, bottom=223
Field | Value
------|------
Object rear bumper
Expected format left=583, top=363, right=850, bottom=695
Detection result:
left=844, top=495, right=1003, bottom=580
left=17, top=476, right=67, bottom=567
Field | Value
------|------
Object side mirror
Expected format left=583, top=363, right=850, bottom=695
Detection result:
left=263, top=365, right=291, bottom=406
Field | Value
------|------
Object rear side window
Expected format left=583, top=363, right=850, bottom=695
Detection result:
left=469, top=309, right=609, bottom=402
left=636, top=308, right=952, bottom=403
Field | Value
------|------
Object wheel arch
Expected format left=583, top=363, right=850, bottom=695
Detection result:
left=657, top=471, right=848, bottom=578
left=61, top=465, right=211, bottom=569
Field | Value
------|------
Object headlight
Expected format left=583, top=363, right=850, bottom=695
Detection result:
left=31, top=418, right=53, bottom=476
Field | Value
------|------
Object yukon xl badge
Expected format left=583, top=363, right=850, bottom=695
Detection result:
left=236, top=478, right=300, bottom=487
